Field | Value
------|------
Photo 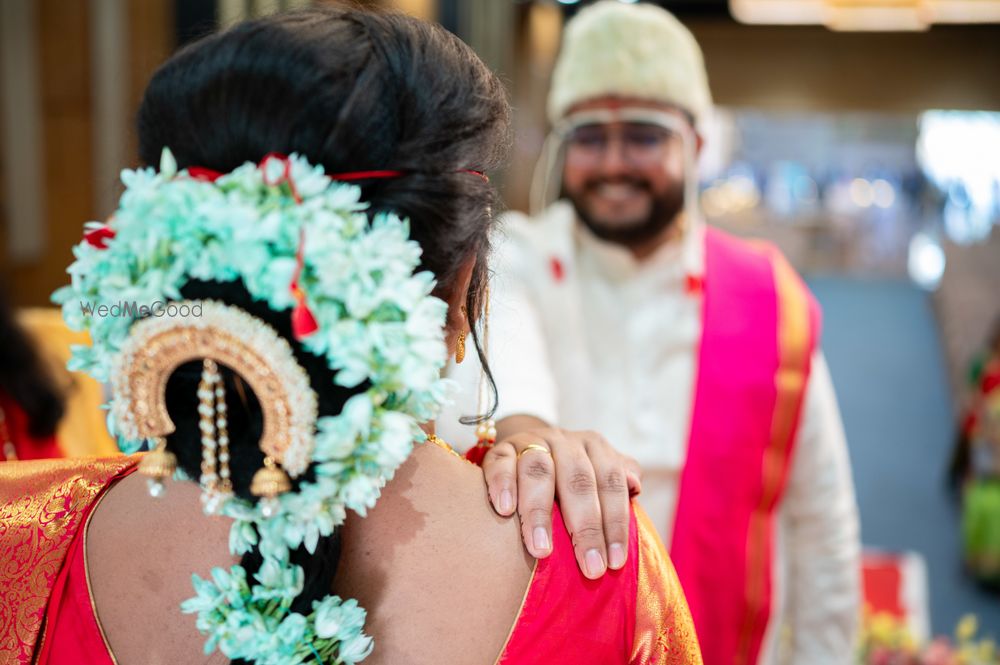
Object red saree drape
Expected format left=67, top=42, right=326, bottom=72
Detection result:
left=0, top=456, right=139, bottom=664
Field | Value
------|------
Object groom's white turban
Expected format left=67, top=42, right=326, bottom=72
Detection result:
left=546, top=1, right=713, bottom=125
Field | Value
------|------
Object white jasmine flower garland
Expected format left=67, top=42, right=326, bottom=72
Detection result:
left=53, top=148, right=456, bottom=664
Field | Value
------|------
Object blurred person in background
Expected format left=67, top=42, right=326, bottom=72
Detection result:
left=0, top=287, right=64, bottom=461
left=443, top=2, right=861, bottom=664
left=954, top=316, right=1000, bottom=588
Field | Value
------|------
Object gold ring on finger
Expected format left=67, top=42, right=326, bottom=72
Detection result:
left=516, top=443, right=552, bottom=460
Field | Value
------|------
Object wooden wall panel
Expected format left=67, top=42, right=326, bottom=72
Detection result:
left=1, top=0, right=175, bottom=307
left=688, top=21, right=1000, bottom=113
left=126, top=0, right=175, bottom=169
left=4, top=0, right=95, bottom=308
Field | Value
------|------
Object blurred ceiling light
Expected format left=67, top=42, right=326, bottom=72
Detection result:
left=730, top=0, right=1000, bottom=30
left=872, top=179, right=896, bottom=208
left=928, top=0, right=1000, bottom=21
left=907, top=232, right=946, bottom=290
left=557, top=0, right=581, bottom=4
left=849, top=178, right=875, bottom=207
left=827, top=1, right=929, bottom=31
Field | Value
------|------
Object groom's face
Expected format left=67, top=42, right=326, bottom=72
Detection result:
left=561, top=98, right=694, bottom=248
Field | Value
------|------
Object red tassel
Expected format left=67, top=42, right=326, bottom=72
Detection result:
left=288, top=222, right=318, bottom=340
left=464, top=443, right=490, bottom=467
left=83, top=226, right=116, bottom=249
left=291, top=297, right=319, bottom=340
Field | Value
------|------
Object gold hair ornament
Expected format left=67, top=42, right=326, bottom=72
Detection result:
left=111, top=300, right=317, bottom=499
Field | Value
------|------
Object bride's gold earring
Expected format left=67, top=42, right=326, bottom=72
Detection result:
left=456, top=305, right=468, bottom=364
left=475, top=287, right=496, bottom=448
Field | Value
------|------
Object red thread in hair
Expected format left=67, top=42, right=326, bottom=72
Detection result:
left=185, top=159, right=485, bottom=186
left=331, top=170, right=406, bottom=182
left=331, top=169, right=487, bottom=182
left=459, top=169, right=489, bottom=183
left=84, top=225, right=116, bottom=249
left=260, top=153, right=302, bottom=203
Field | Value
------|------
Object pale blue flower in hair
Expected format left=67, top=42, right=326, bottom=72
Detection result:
left=253, top=559, right=304, bottom=603
left=318, top=180, right=367, bottom=214
left=159, top=146, right=177, bottom=176
left=118, top=165, right=157, bottom=204
left=229, top=520, right=259, bottom=556
left=314, top=415, right=361, bottom=462
left=373, top=411, right=418, bottom=468
left=313, top=595, right=366, bottom=642
left=285, top=485, right=341, bottom=553
left=288, top=153, right=331, bottom=199
left=259, top=258, right=299, bottom=310
left=211, top=565, right=252, bottom=611
left=341, top=393, right=375, bottom=440
left=334, top=598, right=367, bottom=639
left=338, top=630, right=375, bottom=663
left=65, top=344, right=97, bottom=374
left=327, top=323, right=375, bottom=388
left=274, top=611, right=309, bottom=653
left=341, top=473, right=382, bottom=516
left=181, top=573, right=226, bottom=614
left=229, top=244, right=277, bottom=294
left=313, top=597, right=346, bottom=639
left=256, top=519, right=293, bottom=561
left=218, top=610, right=267, bottom=659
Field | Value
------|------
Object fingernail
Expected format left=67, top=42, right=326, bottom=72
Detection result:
left=609, top=543, right=626, bottom=570
left=533, top=527, right=551, bottom=553
left=585, top=549, right=606, bottom=578
left=499, top=490, right=513, bottom=514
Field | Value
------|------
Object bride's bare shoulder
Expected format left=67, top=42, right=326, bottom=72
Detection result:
left=87, top=471, right=237, bottom=663
left=334, top=443, right=534, bottom=665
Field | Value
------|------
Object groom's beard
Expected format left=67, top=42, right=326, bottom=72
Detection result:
left=563, top=176, right=685, bottom=248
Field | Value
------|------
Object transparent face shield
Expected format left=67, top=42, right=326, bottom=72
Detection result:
left=529, top=107, right=699, bottom=223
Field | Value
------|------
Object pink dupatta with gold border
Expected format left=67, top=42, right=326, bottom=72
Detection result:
left=670, top=227, right=820, bottom=665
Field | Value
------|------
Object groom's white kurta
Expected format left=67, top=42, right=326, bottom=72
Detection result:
left=440, top=201, right=860, bottom=665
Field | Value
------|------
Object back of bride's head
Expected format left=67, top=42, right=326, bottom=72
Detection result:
left=132, top=4, right=509, bottom=501
left=138, top=6, right=509, bottom=301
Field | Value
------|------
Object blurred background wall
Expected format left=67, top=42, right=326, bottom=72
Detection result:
left=2, top=0, right=997, bottom=389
